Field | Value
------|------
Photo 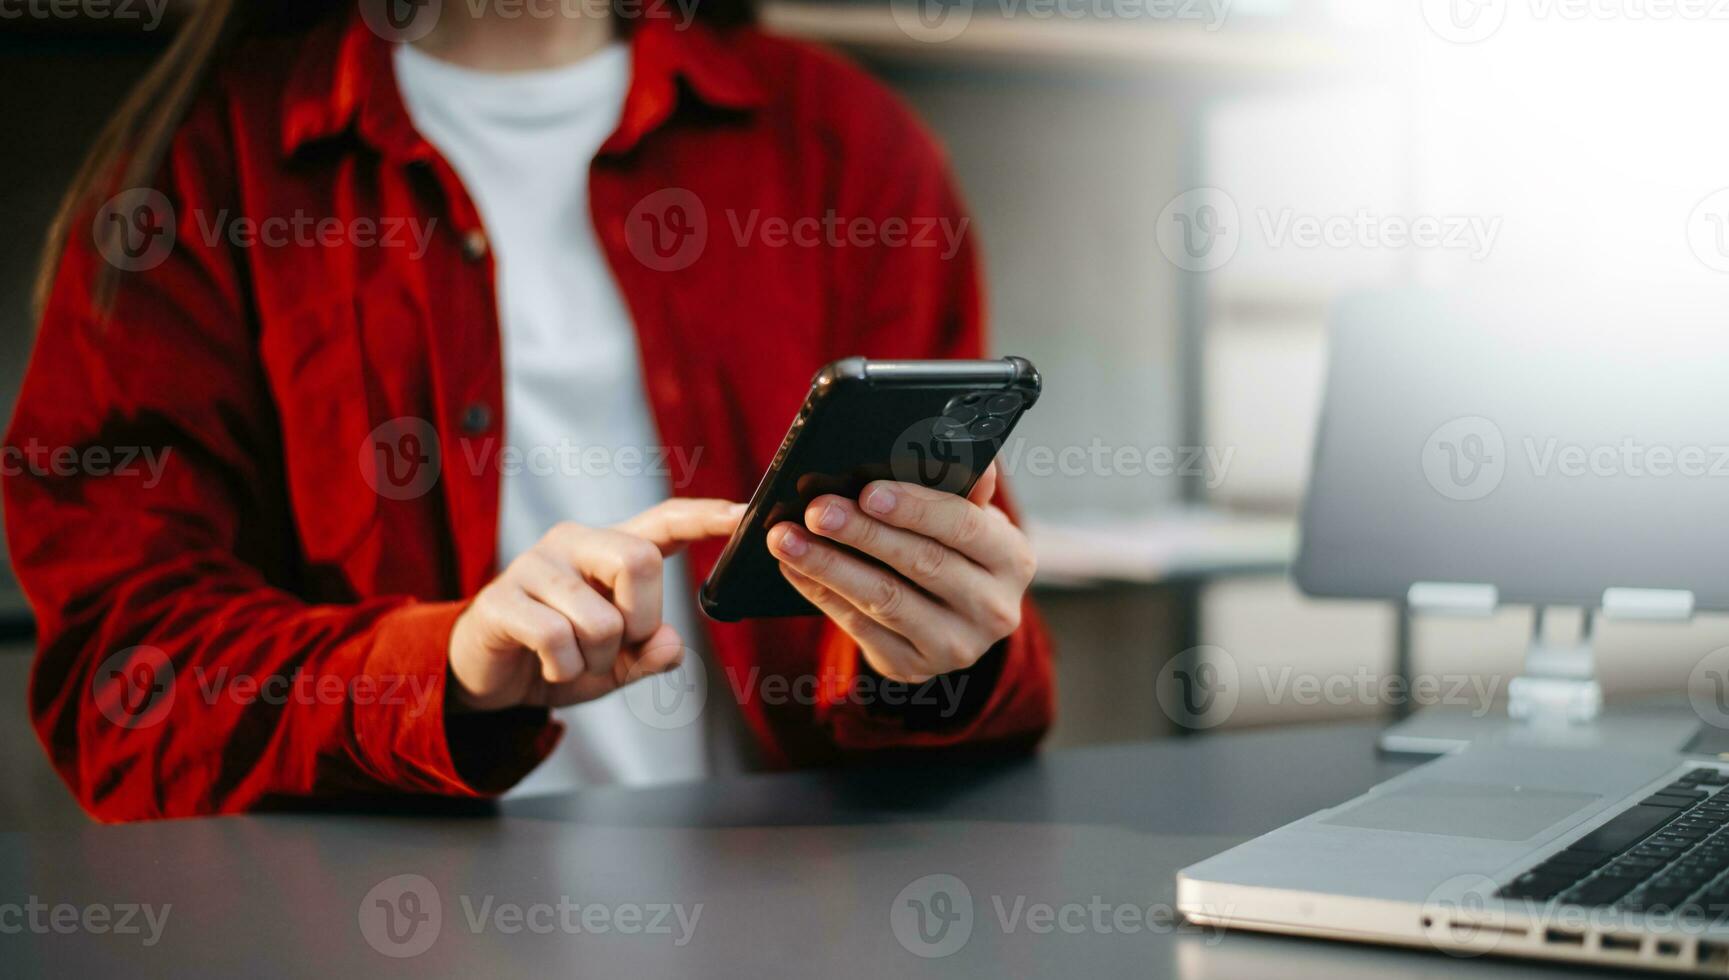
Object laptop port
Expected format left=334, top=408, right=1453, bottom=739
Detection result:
left=1544, top=928, right=1586, bottom=946
left=1700, top=940, right=1729, bottom=968
left=1655, top=940, right=1682, bottom=958
left=1599, top=934, right=1641, bottom=953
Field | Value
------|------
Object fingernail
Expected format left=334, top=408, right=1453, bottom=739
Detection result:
left=863, top=485, right=896, bottom=515
left=770, top=524, right=807, bottom=558
left=814, top=502, right=846, bottom=532
left=727, top=502, right=747, bottom=516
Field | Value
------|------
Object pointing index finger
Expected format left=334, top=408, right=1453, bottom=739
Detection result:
left=614, top=498, right=747, bottom=555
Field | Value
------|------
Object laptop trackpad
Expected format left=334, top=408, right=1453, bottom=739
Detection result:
left=1321, top=782, right=1602, bottom=841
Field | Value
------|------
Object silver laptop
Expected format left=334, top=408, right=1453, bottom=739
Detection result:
left=1179, top=288, right=1729, bottom=973
left=1179, top=748, right=1729, bottom=971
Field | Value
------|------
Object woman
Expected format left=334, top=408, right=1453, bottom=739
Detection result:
left=9, top=0, right=1053, bottom=821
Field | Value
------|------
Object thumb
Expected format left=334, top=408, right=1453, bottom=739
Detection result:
left=967, top=462, right=1000, bottom=506
left=615, top=498, right=747, bottom=555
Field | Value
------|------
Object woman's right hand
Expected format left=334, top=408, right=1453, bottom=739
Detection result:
left=447, top=498, right=745, bottom=712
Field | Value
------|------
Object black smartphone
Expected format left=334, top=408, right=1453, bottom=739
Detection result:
left=699, top=356, right=1041, bottom=621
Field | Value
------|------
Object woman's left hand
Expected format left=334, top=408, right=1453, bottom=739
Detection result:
left=766, top=463, right=1035, bottom=683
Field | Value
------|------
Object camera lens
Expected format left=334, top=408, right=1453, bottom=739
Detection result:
left=933, top=419, right=969, bottom=441
left=946, top=405, right=981, bottom=425
left=984, top=392, right=1023, bottom=416
left=969, top=416, right=1007, bottom=439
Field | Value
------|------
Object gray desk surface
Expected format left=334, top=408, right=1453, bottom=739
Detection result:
left=4, top=722, right=1646, bottom=978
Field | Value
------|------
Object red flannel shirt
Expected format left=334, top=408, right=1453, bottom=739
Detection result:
left=6, top=12, right=1054, bottom=822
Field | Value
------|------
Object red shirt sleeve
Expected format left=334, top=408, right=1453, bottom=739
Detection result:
left=7, top=100, right=556, bottom=823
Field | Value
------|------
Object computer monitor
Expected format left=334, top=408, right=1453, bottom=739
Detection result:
left=1297, top=287, right=1729, bottom=613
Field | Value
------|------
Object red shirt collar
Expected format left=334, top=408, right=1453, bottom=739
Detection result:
left=280, top=12, right=764, bottom=161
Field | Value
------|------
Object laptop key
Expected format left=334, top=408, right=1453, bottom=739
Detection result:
left=1612, top=855, right=1667, bottom=869
left=1567, top=805, right=1683, bottom=853
left=1636, top=886, right=1696, bottom=910
left=1569, top=877, right=1639, bottom=906
left=1497, top=873, right=1572, bottom=901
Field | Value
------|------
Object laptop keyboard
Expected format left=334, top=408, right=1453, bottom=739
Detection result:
left=1498, top=767, right=1729, bottom=916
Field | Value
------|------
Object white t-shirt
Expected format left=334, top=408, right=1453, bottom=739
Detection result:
left=394, top=42, right=722, bottom=794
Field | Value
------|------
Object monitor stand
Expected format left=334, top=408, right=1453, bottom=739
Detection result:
left=1376, top=606, right=1703, bottom=756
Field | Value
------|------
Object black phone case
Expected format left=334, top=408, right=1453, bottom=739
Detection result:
left=699, top=356, right=1041, bottom=621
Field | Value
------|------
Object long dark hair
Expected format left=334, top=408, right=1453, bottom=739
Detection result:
left=37, top=0, right=754, bottom=318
